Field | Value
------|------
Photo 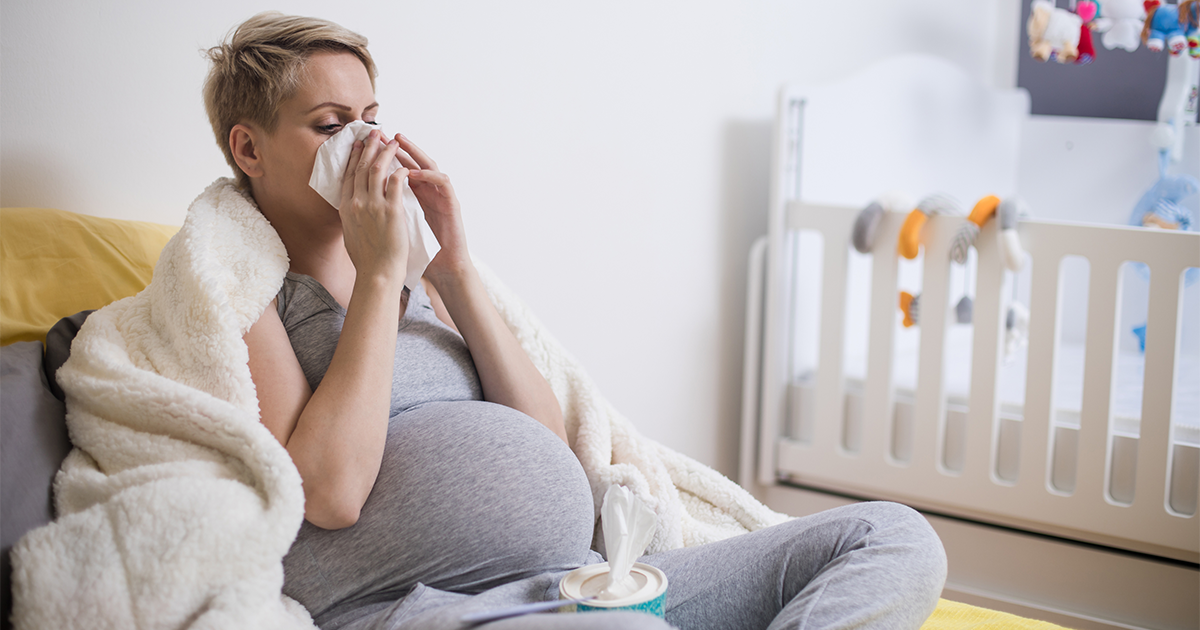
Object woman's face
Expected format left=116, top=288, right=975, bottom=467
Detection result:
left=252, top=51, right=378, bottom=220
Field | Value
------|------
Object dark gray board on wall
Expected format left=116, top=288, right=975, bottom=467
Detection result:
left=1017, top=1, right=1196, bottom=121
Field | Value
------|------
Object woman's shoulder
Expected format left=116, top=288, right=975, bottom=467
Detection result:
left=277, top=272, right=347, bottom=325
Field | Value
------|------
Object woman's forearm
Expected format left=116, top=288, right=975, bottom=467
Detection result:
left=285, top=274, right=404, bottom=528
left=428, top=264, right=567, bottom=444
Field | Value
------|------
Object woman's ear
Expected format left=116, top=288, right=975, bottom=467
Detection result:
left=229, top=124, right=264, bottom=179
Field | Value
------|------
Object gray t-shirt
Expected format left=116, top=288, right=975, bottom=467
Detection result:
left=274, top=273, right=595, bottom=623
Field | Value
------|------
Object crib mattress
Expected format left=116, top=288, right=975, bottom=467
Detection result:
left=839, top=326, right=1200, bottom=444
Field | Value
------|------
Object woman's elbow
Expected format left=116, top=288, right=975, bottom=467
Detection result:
left=301, top=479, right=368, bottom=530
left=304, top=496, right=363, bottom=530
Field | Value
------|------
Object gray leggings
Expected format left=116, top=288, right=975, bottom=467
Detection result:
left=332, top=502, right=947, bottom=630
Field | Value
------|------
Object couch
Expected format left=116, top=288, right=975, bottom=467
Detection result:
left=0, top=207, right=176, bottom=629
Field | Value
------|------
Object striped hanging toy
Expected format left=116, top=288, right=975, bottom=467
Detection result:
left=948, top=195, right=1028, bottom=271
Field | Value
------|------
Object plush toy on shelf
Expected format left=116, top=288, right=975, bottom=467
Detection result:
left=1029, top=0, right=1085, bottom=62
left=1076, top=0, right=1101, bottom=63
left=1094, top=0, right=1149, bottom=51
left=1183, top=0, right=1200, bottom=57
left=1143, top=0, right=1190, bottom=55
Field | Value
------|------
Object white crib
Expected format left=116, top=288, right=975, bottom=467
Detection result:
left=739, top=56, right=1199, bottom=629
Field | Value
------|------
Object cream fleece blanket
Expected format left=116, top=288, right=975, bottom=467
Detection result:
left=12, top=178, right=787, bottom=628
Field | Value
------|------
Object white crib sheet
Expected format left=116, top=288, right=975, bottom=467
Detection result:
left=837, top=325, right=1200, bottom=444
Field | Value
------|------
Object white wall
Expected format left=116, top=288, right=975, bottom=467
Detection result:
left=1, top=0, right=1012, bottom=476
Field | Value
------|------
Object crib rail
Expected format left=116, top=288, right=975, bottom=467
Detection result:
left=757, top=201, right=1199, bottom=562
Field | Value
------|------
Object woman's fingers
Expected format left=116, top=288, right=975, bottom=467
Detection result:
left=352, top=130, right=382, bottom=200
left=393, top=144, right=421, bottom=171
left=396, top=133, right=437, bottom=171
left=383, top=166, right=410, bottom=205
left=350, top=130, right=405, bottom=200
left=407, top=168, right=453, bottom=191
left=340, top=139, right=365, bottom=205
left=367, top=137, right=401, bottom=196
left=394, top=133, right=454, bottom=198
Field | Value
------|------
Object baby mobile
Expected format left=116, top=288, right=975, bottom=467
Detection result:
left=851, top=193, right=1032, bottom=362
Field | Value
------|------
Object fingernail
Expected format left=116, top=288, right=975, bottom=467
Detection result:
left=353, top=140, right=363, bottom=149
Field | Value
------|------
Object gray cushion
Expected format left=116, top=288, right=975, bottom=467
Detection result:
left=1, top=341, right=72, bottom=629
left=43, top=310, right=92, bottom=401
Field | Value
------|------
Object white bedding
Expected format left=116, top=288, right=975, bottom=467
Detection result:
left=835, top=325, right=1200, bottom=444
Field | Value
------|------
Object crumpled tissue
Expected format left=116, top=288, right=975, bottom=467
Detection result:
left=599, top=485, right=657, bottom=600
left=308, top=120, right=431, bottom=291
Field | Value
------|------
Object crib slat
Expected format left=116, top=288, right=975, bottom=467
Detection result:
left=1136, top=264, right=1182, bottom=512
left=913, top=216, right=954, bottom=474
left=863, top=214, right=902, bottom=464
left=966, top=222, right=1006, bottom=483
left=790, top=203, right=856, bottom=454
left=815, top=228, right=849, bottom=453
left=1077, top=258, right=1121, bottom=503
left=1021, top=245, right=1058, bottom=493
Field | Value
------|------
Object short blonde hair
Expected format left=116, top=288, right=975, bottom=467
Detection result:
left=203, top=12, right=377, bottom=189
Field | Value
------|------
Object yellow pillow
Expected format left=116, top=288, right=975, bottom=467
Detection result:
left=0, top=207, right=178, bottom=346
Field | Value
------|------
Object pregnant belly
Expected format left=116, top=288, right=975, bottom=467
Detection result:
left=282, top=401, right=596, bottom=616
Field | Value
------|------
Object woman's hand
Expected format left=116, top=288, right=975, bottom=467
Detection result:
left=391, top=133, right=568, bottom=444
left=392, top=133, right=470, bottom=282
left=338, top=129, right=411, bottom=283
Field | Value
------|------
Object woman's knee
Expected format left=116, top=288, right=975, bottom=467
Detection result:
left=858, top=502, right=948, bottom=595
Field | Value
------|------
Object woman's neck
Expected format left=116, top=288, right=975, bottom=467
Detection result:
left=257, top=198, right=358, bottom=308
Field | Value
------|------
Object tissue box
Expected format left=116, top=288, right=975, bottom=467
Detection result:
left=558, top=562, right=667, bottom=617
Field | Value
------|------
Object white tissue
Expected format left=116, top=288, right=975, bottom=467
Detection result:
left=308, top=120, right=431, bottom=291
left=599, top=485, right=657, bottom=601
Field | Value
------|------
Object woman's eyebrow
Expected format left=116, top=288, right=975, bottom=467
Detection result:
left=305, top=101, right=380, bottom=114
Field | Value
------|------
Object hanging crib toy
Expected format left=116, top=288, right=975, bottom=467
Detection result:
left=849, top=193, right=1033, bottom=362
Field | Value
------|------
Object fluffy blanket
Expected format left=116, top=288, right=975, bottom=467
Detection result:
left=11, top=178, right=787, bottom=628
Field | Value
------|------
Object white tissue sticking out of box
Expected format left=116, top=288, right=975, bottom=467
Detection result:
left=307, top=120, right=430, bottom=291
left=599, top=485, right=657, bottom=601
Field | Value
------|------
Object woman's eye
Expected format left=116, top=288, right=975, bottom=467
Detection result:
left=364, top=120, right=378, bottom=126
left=316, top=123, right=343, bottom=134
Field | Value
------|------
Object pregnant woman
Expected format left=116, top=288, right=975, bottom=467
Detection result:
left=209, top=12, right=947, bottom=630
